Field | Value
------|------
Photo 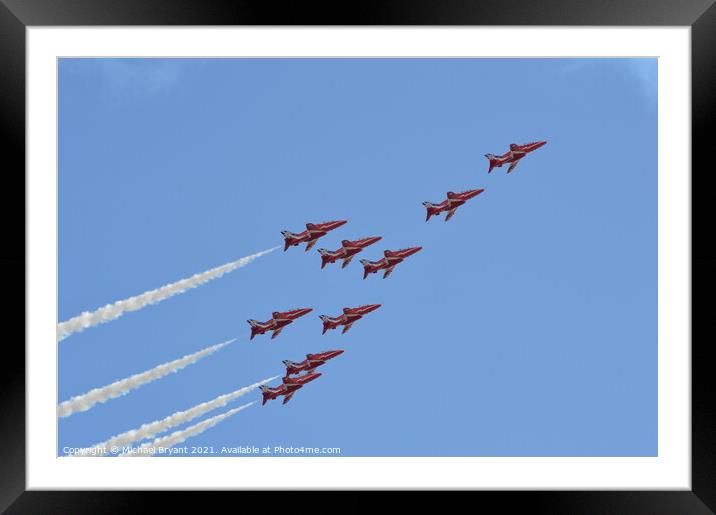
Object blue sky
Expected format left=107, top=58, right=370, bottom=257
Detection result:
left=58, top=58, right=657, bottom=457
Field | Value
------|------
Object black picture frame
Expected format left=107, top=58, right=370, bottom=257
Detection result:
left=2, top=1, right=714, bottom=512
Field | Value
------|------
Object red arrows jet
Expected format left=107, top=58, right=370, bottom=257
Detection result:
left=423, top=188, right=485, bottom=222
left=281, top=220, right=347, bottom=252
left=319, top=304, right=382, bottom=334
left=283, top=349, right=345, bottom=377
left=485, top=140, right=547, bottom=174
left=258, top=372, right=322, bottom=405
left=317, top=236, right=382, bottom=269
left=360, top=247, right=422, bottom=279
left=247, top=307, right=313, bottom=340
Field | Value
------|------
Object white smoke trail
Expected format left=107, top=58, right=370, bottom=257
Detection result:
left=57, top=246, right=280, bottom=341
left=78, top=375, right=279, bottom=456
left=120, top=403, right=254, bottom=457
left=58, top=338, right=236, bottom=418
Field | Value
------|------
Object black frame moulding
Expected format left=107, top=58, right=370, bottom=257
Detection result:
left=1, top=1, right=713, bottom=513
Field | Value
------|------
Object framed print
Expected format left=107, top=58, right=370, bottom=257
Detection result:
left=2, top=0, right=714, bottom=512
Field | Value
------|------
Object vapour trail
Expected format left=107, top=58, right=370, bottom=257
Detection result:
left=57, top=246, right=280, bottom=341
left=79, top=375, right=279, bottom=456
left=121, top=403, right=254, bottom=457
left=57, top=338, right=236, bottom=418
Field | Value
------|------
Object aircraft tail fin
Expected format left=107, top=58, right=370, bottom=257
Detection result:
left=318, top=314, right=332, bottom=334
left=247, top=320, right=260, bottom=340
left=281, top=230, right=295, bottom=251
left=320, top=254, right=331, bottom=269
left=485, top=154, right=497, bottom=174
left=258, top=386, right=270, bottom=405
left=360, top=261, right=370, bottom=280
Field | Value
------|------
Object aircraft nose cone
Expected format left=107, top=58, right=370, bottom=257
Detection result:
left=333, top=220, right=348, bottom=227
left=333, top=350, right=345, bottom=356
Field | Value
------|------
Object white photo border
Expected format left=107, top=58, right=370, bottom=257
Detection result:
left=27, top=27, right=690, bottom=489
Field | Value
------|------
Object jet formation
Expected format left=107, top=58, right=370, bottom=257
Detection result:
left=257, top=139, right=546, bottom=405
left=261, top=349, right=345, bottom=405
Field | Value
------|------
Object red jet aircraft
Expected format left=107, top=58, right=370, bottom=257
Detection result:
left=319, top=304, right=382, bottom=334
left=283, top=349, right=345, bottom=377
left=423, top=188, right=485, bottom=222
left=258, top=372, right=322, bottom=405
left=247, top=307, right=313, bottom=340
left=281, top=220, right=347, bottom=252
left=360, top=247, right=422, bottom=280
left=317, top=236, right=382, bottom=269
left=485, top=140, right=547, bottom=174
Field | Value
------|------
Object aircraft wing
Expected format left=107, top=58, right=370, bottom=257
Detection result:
left=445, top=208, right=458, bottom=222
left=383, top=266, right=396, bottom=279
left=282, top=392, right=295, bottom=405
left=271, top=327, right=284, bottom=339
left=341, top=255, right=354, bottom=268
left=341, top=322, right=354, bottom=334
left=507, top=160, right=520, bottom=174
left=305, top=240, right=318, bottom=252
